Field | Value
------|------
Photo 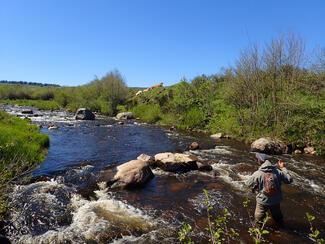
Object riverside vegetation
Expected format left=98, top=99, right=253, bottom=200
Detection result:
left=0, top=111, right=49, bottom=218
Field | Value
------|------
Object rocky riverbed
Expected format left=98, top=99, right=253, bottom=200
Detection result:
left=1, top=105, right=324, bottom=243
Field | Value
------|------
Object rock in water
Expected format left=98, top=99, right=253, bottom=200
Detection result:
left=137, top=153, right=154, bottom=163
left=251, top=137, right=287, bottom=155
left=188, top=142, right=200, bottom=150
left=210, top=133, right=223, bottom=139
left=154, top=152, right=198, bottom=173
left=196, top=162, right=213, bottom=171
left=75, top=108, right=95, bottom=120
left=116, top=112, right=134, bottom=120
left=112, top=159, right=154, bottom=189
left=21, top=109, right=33, bottom=114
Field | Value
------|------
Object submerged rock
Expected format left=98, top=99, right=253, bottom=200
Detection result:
left=48, top=125, right=58, bottom=130
left=251, top=137, right=287, bottom=155
left=116, top=112, right=134, bottom=120
left=196, top=162, right=213, bottom=171
left=75, top=108, right=95, bottom=120
left=154, top=152, right=198, bottom=173
left=112, top=159, right=154, bottom=189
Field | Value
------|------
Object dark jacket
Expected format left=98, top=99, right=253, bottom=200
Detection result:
left=246, top=160, right=293, bottom=205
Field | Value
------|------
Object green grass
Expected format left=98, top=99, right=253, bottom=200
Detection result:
left=0, top=99, right=61, bottom=110
left=0, top=110, right=49, bottom=218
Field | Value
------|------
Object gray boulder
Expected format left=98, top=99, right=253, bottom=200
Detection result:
left=75, top=108, right=95, bottom=120
left=154, top=152, right=198, bottom=173
left=251, top=137, right=287, bottom=155
left=116, top=112, right=134, bottom=120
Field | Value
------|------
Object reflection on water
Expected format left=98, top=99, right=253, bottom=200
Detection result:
left=2, top=105, right=325, bottom=243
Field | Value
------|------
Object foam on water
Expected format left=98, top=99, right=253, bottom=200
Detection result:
left=8, top=181, right=156, bottom=243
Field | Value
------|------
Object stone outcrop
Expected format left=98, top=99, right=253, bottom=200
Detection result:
left=154, top=152, right=198, bottom=173
left=75, top=108, right=95, bottom=120
left=116, top=112, right=134, bottom=120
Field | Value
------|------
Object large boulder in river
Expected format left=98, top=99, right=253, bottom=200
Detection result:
left=75, top=108, right=95, bottom=120
left=154, top=152, right=198, bottom=173
left=251, top=137, right=287, bottom=155
left=116, top=112, right=134, bottom=120
left=112, top=158, right=154, bottom=189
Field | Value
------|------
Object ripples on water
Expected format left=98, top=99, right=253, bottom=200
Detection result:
left=2, top=105, right=325, bottom=243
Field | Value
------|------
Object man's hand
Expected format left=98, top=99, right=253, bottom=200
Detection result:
left=277, top=160, right=286, bottom=169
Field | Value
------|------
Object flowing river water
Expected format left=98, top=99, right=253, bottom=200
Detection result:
left=1, top=105, right=325, bottom=243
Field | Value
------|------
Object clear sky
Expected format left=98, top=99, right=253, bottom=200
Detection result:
left=0, top=0, right=324, bottom=87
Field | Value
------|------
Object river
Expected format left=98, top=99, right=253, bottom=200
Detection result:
left=2, top=105, right=325, bottom=243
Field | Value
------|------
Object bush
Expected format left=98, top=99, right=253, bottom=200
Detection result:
left=131, top=104, right=162, bottom=123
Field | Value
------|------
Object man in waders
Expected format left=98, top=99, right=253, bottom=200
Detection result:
left=246, top=153, right=293, bottom=226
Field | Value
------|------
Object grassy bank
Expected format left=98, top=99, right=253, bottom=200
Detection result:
left=0, top=99, right=61, bottom=110
left=0, top=70, right=128, bottom=115
left=0, top=110, right=49, bottom=218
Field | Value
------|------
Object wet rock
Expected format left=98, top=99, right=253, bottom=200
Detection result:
left=112, top=159, right=154, bottom=188
left=48, top=125, right=59, bottom=130
left=251, top=137, right=287, bottom=155
left=210, top=133, right=223, bottom=139
left=21, top=109, right=33, bottom=114
left=137, top=153, right=154, bottom=163
left=196, top=162, right=213, bottom=171
left=169, top=126, right=176, bottom=131
left=154, top=152, right=198, bottom=173
left=75, top=108, right=95, bottom=120
left=188, top=142, right=200, bottom=150
left=294, top=149, right=302, bottom=154
left=304, top=146, right=316, bottom=155
left=116, top=112, right=134, bottom=120
left=118, top=121, right=124, bottom=125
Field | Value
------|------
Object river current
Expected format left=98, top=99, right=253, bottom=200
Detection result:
left=1, top=105, right=325, bottom=243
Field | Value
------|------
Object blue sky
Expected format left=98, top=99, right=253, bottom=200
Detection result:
left=0, top=0, right=324, bottom=87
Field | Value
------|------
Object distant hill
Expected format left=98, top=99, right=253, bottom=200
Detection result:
left=0, top=80, right=60, bottom=87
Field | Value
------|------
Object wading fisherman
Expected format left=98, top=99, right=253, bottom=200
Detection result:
left=246, top=153, right=293, bottom=226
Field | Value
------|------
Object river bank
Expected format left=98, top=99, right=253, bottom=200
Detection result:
left=0, top=107, right=49, bottom=221
left=0, top=104, right=324, bottom=243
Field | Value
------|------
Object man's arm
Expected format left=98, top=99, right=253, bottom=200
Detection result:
left=246, top=172, right=258, bottom=188
left=277, top=160, right=293, bottom=184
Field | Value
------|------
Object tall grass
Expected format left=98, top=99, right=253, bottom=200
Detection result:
left=0, top=111, right=49, bottom=218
